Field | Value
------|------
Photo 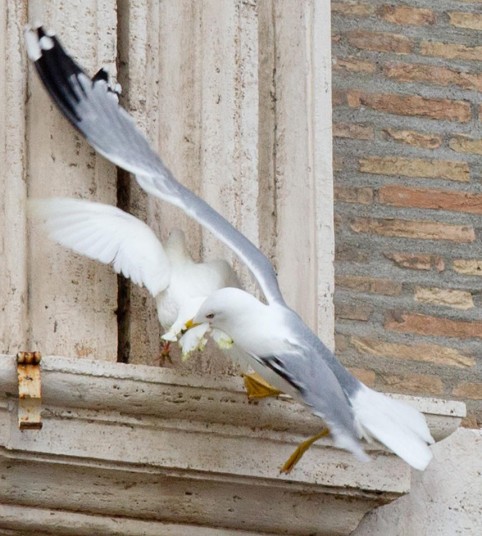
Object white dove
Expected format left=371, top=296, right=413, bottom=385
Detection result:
left=29, top=197, right=240, bottom=358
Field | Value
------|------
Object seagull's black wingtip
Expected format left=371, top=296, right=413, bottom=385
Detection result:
left=25, top=25, right=86, bottom=125
left=93, top=68, right=109, bottom=83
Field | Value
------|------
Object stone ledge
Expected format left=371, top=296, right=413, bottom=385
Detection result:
left=0, top=355, right=465, bottom=535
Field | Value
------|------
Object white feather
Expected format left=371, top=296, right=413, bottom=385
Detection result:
left=24, top=25, right=42, bottom=61
left=29, top=198, right=242, bottom=348
left=351, top=384, right=434, bottom=470
left=29, top=197, right=171, bottom=297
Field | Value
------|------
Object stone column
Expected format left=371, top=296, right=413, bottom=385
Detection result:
left=26, top=0, right=119, bottom=360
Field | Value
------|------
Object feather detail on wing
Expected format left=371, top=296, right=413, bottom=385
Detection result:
left=25, top=25, right=284, bottom=306
left=29, top=197, right=171, bottom=296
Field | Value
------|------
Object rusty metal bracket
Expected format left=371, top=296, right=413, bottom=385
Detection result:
left=16, top=351, right=43, bottom=430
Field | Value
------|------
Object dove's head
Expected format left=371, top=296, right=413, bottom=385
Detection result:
left=165, top=228, right=191, bottom=262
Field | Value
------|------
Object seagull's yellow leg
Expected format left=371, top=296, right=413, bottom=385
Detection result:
left=280, top=428, right=330, bottom=474
left=243, top=372, right=282, bottom=400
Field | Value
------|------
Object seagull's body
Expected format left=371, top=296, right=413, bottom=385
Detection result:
left=25, top=25, right=435, bottom=470
left=30, top=198, right=239, bottom=345
left=194, top=288, right=435, bottom=469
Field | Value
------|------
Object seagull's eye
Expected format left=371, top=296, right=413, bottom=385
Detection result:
left=206, top=313, right=215, bottom=319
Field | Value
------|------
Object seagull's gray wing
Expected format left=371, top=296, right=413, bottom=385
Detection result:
left=249, top=309, right=368, bottom=461
left=262, top=347, right=368, bottom=461
left=25, top=25, right=285, bottom=307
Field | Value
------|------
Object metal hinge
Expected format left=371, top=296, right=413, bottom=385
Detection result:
left=16, top=351, right=43, bottom=430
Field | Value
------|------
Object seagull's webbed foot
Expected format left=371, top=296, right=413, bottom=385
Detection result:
left=280, top=428, right=330, bottom=474
left=157, top=340, right=173, bottom=366
left=243, top=372, right=282, bottom=400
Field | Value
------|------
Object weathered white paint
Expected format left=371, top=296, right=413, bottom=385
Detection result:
left=26, top=0, right=118, bottom=360
left=0, top=354, right=466, bottom=536
left=0, top=2, right=28, bottom=353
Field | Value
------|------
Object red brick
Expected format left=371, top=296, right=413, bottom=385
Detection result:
left=336, top=275, right=402, bottom=296
left=336, top=244, right=370, bottom=263
left=332, top=2, right=375, bottom=17
left=378, top=372, right=444, bottom=395
left=332, top=89, right=346, bottom=106
left=449, top=136, right=482, bottom=155
left=385, top=312, right=482, bottom=339
left=383, top=128, right=442, bottom=149
left=452, top=382, right=482, bottom=400
left=360, top=156, right=469, bottom=182
left=346, top=30, right=412, bottom=54
left=449, top=12, right=482, bottom=31
left=350, top=218, right=475, bottom=243
left=351, top=336, right=475, bottom=368
left=421, top=41, right=482, bottom=61
left=347, top=91, right=471, bottom=122
left=333, top=57, right=376, bottom=74
left=348, top=367, right=376, bottom=387
left=384, top=62, right=482, bottom=92
left=379, top=186, right=482, bottom=215
left=336, top=303, right=373, bottom=321
left=333, top=123, right=374, bottom=140
left=461, top=415, right=479, bottom=429
left=334, top=186, right=373, bottom=204
left=378, top=5, right=435, bottom=26
left=384, top=252, right=445, bottom=272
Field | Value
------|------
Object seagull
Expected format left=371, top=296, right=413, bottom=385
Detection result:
left=29, top=197, right=240, bottom=359
left=191, top=288, right=435, bottom=470
left=25, top=25, right=435, bottom=470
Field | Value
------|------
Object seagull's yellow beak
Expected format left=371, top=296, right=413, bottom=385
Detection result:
left=185, top=318, right=200, bottom=330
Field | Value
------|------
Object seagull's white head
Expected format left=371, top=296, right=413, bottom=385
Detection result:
left=189, top=287, right=289, bottom=357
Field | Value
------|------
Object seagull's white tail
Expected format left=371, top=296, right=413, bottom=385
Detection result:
left=351, top=384, right=434, bottom=470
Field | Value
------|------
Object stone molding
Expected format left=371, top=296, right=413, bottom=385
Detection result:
left=0, top=355, right=465, bottom=535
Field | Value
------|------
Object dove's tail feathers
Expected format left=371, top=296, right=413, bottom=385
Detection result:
left=351, top=384, right=434, bottom=471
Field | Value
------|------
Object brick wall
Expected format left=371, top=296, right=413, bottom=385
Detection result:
left=331, top=0, right=482, bottom=426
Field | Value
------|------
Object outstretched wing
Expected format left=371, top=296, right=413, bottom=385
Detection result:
left=25, top=25, right=285, bottom=306
left=29, top=197, right=170, bottom=296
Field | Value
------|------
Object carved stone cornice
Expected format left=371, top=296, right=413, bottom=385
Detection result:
left=0, top=355, right=465, bottom=535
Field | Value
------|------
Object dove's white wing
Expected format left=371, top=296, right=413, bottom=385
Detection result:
left=29, top=197, right=171, bottom=296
